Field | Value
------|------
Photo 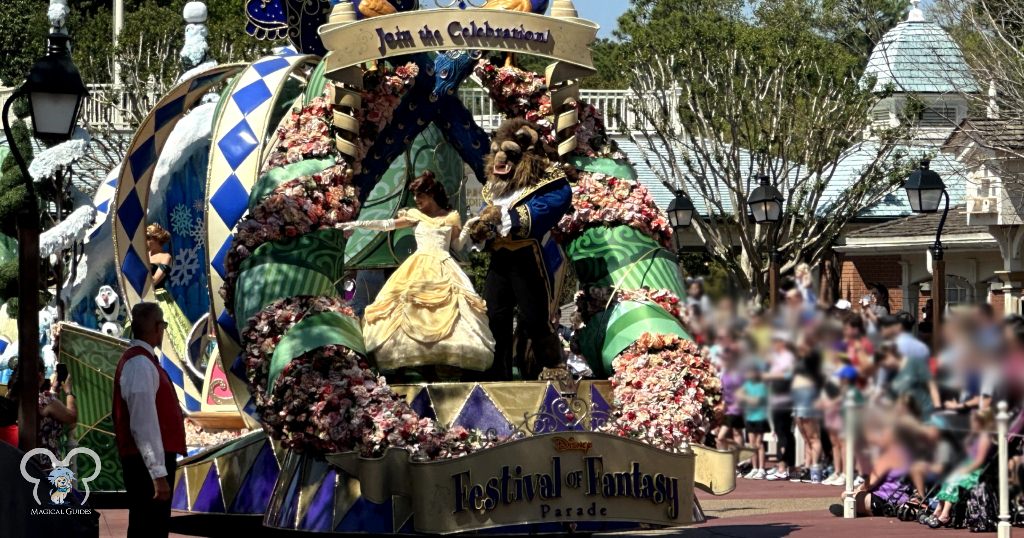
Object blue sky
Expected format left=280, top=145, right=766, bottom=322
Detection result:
left=575, top=1, right=630, bottom=38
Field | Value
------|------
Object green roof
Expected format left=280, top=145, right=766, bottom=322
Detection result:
left=863, top=18, right=978, bottom=94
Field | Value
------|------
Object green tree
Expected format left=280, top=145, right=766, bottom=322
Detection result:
left=0, top=0, right=49, bottom=86
left=621, top=0, right=915, bottom=300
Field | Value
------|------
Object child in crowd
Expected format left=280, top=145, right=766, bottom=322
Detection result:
left=717, top=339, right=745, bottom=451
left=830, top=408, right=912, bottom=517
left=740, top=361, right=769, bottom=480
left=819, top=355, right=859, bottom=486
left=923, top=409, right=994, bottom=528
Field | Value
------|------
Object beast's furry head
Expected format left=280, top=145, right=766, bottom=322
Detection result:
left=484, top=118, right=551, bottom=197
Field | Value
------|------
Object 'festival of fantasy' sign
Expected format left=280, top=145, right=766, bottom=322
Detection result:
left=319, top=8, right=599, bottom=77
left=326, top=432, right=696, bottom=533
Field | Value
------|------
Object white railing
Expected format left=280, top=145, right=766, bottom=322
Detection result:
left=72, top=83, right=642, bottom=135
left=457, top=86, right=637, bottom=134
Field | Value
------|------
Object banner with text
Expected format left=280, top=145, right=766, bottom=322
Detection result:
left=327, top=432, right=695, bottom=533
left=320, top=9, right=599, bottom=76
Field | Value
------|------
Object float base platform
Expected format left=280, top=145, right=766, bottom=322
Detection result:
left=172, top=381, right=736, bottom=534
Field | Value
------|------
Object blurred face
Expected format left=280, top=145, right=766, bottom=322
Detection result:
left=146, top=237, right=160, bottom=253
left=843, top=323, right=859, bottom=341
left=139, top=309, right=167, bottom=347
left=414, top=191, right=439, bottom=213
left=881, top=323, right=900, bottom=340
left=688, top=282, right=701, bottom=297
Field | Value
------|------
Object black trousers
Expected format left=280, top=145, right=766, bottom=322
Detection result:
left=120, top=452, right=178, bottom=538
left=771, top=408, right=796, bottom=468
left=483, top=247, right=561, bottom=380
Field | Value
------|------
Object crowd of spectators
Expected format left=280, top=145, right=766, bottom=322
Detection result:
left=683, top=270, right=1024, bottom=529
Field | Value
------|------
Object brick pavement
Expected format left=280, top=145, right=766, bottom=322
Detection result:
left=89, top=479, right=1008, bottom=537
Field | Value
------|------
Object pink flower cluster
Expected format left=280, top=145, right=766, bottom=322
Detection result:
left=574, top=103, right=625, bottom=159
left=221, top=163, right=360, bottom=316
left=618, top=288, right=686, bottom=325
left=184, top=419, right=249, bottom=448
left=264, top=96, right=336, bottom=172
left=353, top=63, right=419, bottom=167
left=602, top=333, right=722, bottom=450
left=474, top=61, right=623, bottom=159
left=555, top=172, right=673, bottom=249
left=240, top=296, right=507, bottom=457
left=475, top=60, right=551, bottom=126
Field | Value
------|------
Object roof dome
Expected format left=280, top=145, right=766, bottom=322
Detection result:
left=862, top=1, right=978, bottom=94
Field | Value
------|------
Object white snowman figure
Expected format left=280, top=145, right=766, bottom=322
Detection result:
left=38, top=306, right=58, bottom=378
left=95, top=285, right=123, bottom=338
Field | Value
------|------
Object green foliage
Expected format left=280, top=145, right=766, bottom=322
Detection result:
left=466, top=251, right=491, bottom=294
left=818, top=0, right=907, bottom=64
left=0, top=0, right=48, bottom=86
left=0, top=119, right=35, bottom=237
left=0, top=261, right=17, bottom=301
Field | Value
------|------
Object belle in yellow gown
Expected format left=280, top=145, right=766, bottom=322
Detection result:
left=343, top=172, right=495, bottom=372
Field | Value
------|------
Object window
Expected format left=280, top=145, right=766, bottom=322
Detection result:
left=945, top=275, right=973, bottom=306
left=920, top=106, right=958, bottom=127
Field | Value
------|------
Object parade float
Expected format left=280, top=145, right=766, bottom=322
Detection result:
left=44, top=0, right=737, bottom=532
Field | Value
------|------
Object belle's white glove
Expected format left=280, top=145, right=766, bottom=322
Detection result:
left=453, top=217, right=480, bottom=251
left=340, top=219, right=396, bottom=231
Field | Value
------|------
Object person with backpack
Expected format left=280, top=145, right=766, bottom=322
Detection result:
left=922, top=409, right=994, bottom=529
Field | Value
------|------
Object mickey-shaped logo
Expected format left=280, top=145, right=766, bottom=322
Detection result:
left=20, top=447, right=102, bottom=506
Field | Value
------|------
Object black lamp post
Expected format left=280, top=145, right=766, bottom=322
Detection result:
left=668, top=190, right=696, bottom=254
left=904, top=159, right=948, bottom=352
left=746, top=174, right=785, bottom=311
left=2, top=32, right=89, bottom=451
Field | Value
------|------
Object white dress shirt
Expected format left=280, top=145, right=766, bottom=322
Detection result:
left=119, top=339, right=168, bottom=479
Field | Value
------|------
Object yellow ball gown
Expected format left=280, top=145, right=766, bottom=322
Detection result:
left=362, top=209, right=495, bottom=371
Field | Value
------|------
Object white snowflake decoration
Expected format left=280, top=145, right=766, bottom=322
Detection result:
left=170, top=246, right=201, bottom=287
left=189, top=218, right=205, bottom=246
left=170, top=204, right=194, bottom=236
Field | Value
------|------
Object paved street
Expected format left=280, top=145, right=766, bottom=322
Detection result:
left=89, top=478, right=996, bottom=537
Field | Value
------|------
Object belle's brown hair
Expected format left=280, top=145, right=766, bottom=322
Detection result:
left=146, top=223, right=171, bottom=245
left=409, top=170, right=450, bottom=210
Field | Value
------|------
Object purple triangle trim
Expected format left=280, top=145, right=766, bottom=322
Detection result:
left=532, top=385, right=584, bottom=433
left=229, top=440, right=280, bottom=514
left=298, top=469, right=336, bottom=532
left=171, top=474, right=188, bottom=510
left=590, top=384, right=612, bottom=431
left=452, top=385, right=514, bottom=437
left=410, top=387, right=436, bottom=420
left=191, top=464, right=226, bottom=513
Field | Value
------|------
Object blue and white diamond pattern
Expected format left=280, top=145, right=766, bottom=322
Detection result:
left=112, top=64, right=245, bottom=415
left=204, top=52, right=316, bottom=427
left=113, top=64, right=242, bottom=308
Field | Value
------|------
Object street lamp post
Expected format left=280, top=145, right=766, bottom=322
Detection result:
left=904, top=160, right=948, bottom=353
left=2, top=32, right=88, bottom=451
left=668, top=190, right=696, bottom=254
left=746, top=174, right=785, bottom=311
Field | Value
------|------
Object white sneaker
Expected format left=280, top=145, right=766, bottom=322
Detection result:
left=765, top=468, right=777, bottom=478
left=751, top=469, right=766, bottom=480
left=853, top=475, right=865, bottom=488
left=743, top=468, right=759, bottom=479
left=823, top=473, right=845, bottom=486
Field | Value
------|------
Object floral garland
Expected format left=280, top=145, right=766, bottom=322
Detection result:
left=618, top=288, right=688, bottom=326
left=601, top=333, right=722, bottom=450
left=220, top=162, right=359, bottom=316
left=240, top=295, right=506, bottom=458
left=474, top=61, right=623, bottom=159
left=264, top=96, right=337, bottom=172
left=184, top=419, right=249, bottom=448
left=353, top=63, right=419, bottom=168
left=554, top=172, right=673, bottom=249
left=474, top=61, right=551, bottom=126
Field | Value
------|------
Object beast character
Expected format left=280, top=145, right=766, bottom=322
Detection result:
left=466, top=118, right=572, bottom=380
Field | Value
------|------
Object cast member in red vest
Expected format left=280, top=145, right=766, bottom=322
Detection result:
left=112, top=302, right=185, bottom=538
